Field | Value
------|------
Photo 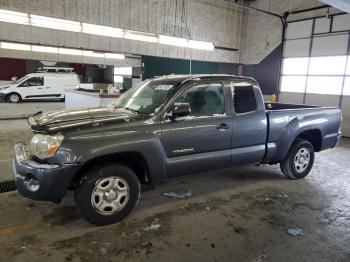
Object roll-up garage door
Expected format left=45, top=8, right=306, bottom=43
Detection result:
left=279, top=14, right=350, bottom=137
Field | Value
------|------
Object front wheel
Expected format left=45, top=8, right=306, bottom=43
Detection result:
left=75, top=164, right=140, bottom=226
left=6, top=93, right=21, bottom=103
left=280, top=138, right=315, bottom=179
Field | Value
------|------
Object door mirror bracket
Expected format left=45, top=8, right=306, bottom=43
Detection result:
left=167, top=102, right=191, bottom=120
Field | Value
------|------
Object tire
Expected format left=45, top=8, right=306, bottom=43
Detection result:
left=6, top=93, right=21, bottom=103
left=280, top=138, right=315, bottom=179
left=75, top=164, right=140, bottom=226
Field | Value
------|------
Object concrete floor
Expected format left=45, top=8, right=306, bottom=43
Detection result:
left=0, top=101, right=64, bottom=119
left=0, top=118, right=350, bottom=261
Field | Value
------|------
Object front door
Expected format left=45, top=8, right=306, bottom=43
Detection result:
left=160, top=81, right=232, bottom=178
left=16, top=76, right=45, bottom=99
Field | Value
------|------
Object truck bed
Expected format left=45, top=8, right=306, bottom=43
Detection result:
left=263, top=102, right=341, bottom=164
left=265, top=102, right=320, bottom=110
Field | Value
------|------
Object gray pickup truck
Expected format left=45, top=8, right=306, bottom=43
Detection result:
left=13, top=74, right=342, bottom=225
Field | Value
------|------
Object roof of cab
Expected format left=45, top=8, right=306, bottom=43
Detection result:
left=151, top=74, right=255, bottom=83
left=25, top=72, right=78, bottom=77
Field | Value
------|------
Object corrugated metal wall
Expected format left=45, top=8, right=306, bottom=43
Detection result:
left=0, top=0, right=243, bottom=63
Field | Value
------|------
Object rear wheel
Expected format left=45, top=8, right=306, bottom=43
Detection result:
left=280, top=138, right=314, bottom=179
left=6, top=93, right=21, bottom=103
left=75, top=164, right=140, bottom=226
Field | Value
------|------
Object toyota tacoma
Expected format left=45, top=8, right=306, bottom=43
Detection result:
left=13, top=75, right=342, bottom=225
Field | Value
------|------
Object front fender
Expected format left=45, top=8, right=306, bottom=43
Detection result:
left=53, top=130, right=164, bottom=183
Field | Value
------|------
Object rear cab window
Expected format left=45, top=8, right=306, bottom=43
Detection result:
left=229, top=81, right=257, bottom=114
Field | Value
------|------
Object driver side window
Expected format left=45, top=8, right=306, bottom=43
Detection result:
left=174, top=83, right=225, bottom=117
left=18, top=77, right=44, bottom=87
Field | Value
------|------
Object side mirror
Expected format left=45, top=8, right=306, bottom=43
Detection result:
left=169, top=102, right=191, bottom=119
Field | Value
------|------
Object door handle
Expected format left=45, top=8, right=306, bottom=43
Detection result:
left=46, top=86, right=51, bottom=88
left=37, top=87, right=42, bottom=89
left=216, top=123, right=230, bottom=131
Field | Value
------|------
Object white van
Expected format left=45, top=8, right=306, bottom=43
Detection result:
left=0, top=67, right=80, bottom=103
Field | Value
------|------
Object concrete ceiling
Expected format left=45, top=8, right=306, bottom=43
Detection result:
left=319, top=0, right=350, bottom=13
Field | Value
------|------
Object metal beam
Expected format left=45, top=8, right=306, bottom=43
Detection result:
left=288, top=5, right=330, bottom=15
left=225, top=0, right=284, bottom=22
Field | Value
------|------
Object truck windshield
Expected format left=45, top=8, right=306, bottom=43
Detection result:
left=113, top=80, right=179, bottom=114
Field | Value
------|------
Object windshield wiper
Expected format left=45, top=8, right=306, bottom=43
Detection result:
left=124, top=107, right=142, bottom=114
left=114, top=106, right=148, bottom=115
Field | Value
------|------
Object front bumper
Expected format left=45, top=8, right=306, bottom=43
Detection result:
left=13, top=143, right=80, bottom=203
left=0, top=92, right=6, bottom=101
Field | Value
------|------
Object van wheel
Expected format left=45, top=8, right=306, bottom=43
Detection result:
left=280, top=138, right=314, bottom=179
left=75, top=164, right=140, bottom=226
left=6, top=93, right=21, bottom=103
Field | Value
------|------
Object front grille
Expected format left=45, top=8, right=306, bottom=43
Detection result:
left=0, top=180, right=17, bottom=193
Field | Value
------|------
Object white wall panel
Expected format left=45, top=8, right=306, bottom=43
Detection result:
left=286, top=20, right=313, bottom=39
left=341, top=97, right=350, bottom=117
left=341, top=97, right=350, bottom=137
left=279, top=92, right=304, bottom=104
left=311, top=34, right=349, bottom=56
left=333, top=14, right=350, bottom=31
left=284, top=39, right=310, bottom=57
left=343, top=77, right=350, bottom=95
left=304, top=93, right=340, bottom=106
left=314, top=17, right=331, bottom=34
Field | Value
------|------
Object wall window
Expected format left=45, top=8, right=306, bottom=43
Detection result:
left=114, top=75, right=123, bottom=83
left=306, top=76, right=343, bottom=95
left=282, top=57, right=309, bottom=75
left=114, top=66, right=132, bottom=84
left=308, top=56, right=347, bottom=75
left=114, top=67, right=132, bottom=76
left=280, top=76, right=307, bottom=93
left=281, top=55, right=350, bottom=96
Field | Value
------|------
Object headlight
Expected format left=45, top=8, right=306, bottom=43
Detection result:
left=30, top=134, right=64, bottom=159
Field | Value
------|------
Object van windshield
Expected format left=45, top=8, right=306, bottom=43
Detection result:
left=113, top=79, right=180, bottom=115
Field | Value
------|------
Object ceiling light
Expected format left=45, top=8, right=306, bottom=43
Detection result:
left=188, top=40, right=214, bottom=51
left=30, top=14, right=81, bottom=32
left=0, top=42, right=31, bottom=51
left=32, top=45, right=58, bottom=53
left=59, top=48, right=83, bottom=56
left=104, top=53, right=125, bottom=59
left=82, top=50, right=105, bottom=58
left=159, top=35, right=189, bottom=47
left=0, top=9, right=29, bottom=24
left=82, top=23, right=123, bottom=38
left=124, top=30, right=158, bottom=43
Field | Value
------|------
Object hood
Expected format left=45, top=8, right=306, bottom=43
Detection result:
left=28, top=106, right=143, bottom=132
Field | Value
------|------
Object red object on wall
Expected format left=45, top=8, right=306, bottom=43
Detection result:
left=0, top=58, right=26, bottom=80
left=70, top=63, right=86, bottom=76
